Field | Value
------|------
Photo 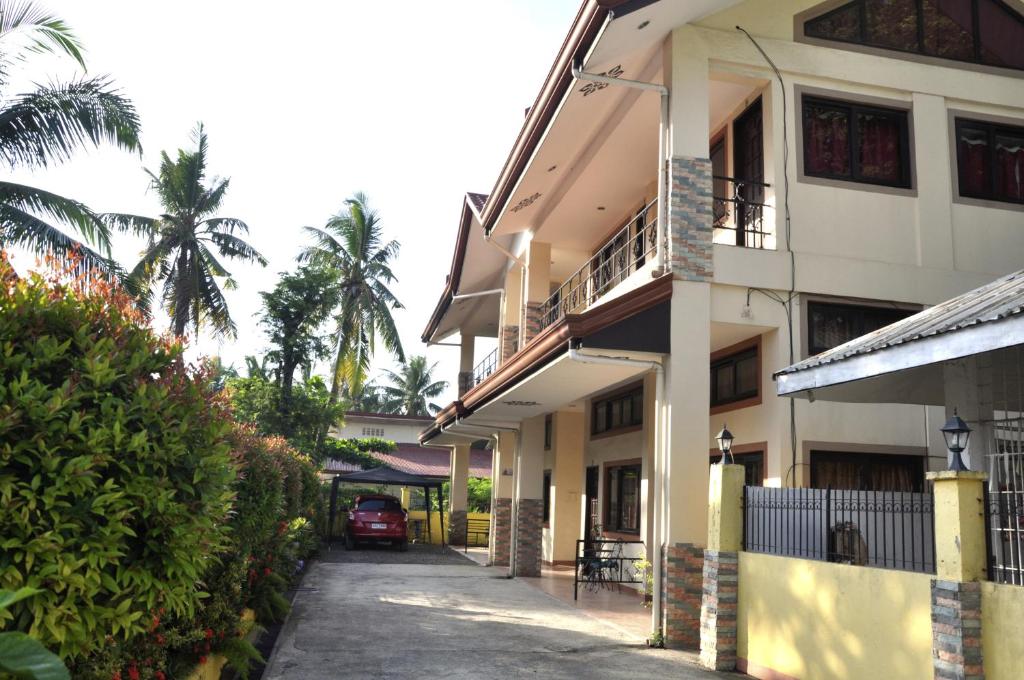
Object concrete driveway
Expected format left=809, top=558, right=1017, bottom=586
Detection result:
left=263, top=549, right=727, bottom=679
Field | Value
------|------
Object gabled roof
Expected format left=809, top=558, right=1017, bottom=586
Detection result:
left=321, top=444, right=493, bottom=479
left=466, top=192, right=487, bottom=217
left=777, top=269, right=1024, bottom=379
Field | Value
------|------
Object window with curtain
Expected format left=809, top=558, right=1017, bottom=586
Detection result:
left=604, top=463, right=641, bottom=533
left=810, top=451, right=925, bottom=491
left=710, top=345, right=759, bottom=407
left=804, top=0, right=1024, bottom=71
left=956, top=117, right=1024, bottom=204
left=807, top=301, right=916, bottom=356
left=802, top=95, right=911, bottom=188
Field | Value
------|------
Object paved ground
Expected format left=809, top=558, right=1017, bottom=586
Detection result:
left=318, top=541, right=476, bottom=565
left=263, top=550, right=729, bottom=680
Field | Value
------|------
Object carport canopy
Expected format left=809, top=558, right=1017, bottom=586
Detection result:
left=329, top=466, right=448, bottom=547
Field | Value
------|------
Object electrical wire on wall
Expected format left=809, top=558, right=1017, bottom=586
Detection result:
left=736, top=25, right=801, bottom=486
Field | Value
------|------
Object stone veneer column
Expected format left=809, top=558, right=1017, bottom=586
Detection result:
left=699, top=463, right=744, bottom=671
left=500, top=325, right=518, bottom=363
left=662, top=544, right=704, bottom=648
left=514, top=498, right=543, bottom=577
left=489, top=431, right=517, bottom=567
left=520, top=240, right=550, bottom=347
left=668, top=156, right=713, bottom=281
left=491, top=498, right=512, bottom=566
left=927, top=470, right=988, bottom=680
left=449, top=444, right=469, bottom=546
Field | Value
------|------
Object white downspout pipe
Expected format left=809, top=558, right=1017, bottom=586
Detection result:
left=451, top=288, right=503, bottom=301
left=483, top=232, right=526, bottom=266
left=566, top=343, right=666, bottom=641
left=572, top=62, right=670, bottom=274
left=448, top=419, right=522, bottom=578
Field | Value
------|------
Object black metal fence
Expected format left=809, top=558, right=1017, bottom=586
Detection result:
left=985, top=481, right=1024, bottom=586
left=743, top=486, right=935, bottom=574
left=472, top=348, right=498, bottom=387
left=712, top=175, right=772, bottom=249
left=573, top=538, right=646, bottom=600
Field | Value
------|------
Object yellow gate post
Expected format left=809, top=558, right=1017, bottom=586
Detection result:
left=699, top=463, right=745, bottom=671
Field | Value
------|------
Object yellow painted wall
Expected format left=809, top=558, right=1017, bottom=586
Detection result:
left=406, top=510, right=490, bottom=546
left=982, top=581, right=1024, bottom=680
left=737, top=552, right=932, bottom=680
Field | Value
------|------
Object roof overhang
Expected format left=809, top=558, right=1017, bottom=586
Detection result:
left=776, top=314, right=1024, bottom=405
left=420, top=273, right=671, bottom=444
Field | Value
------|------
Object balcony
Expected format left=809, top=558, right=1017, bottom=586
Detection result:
left=473, top=347, right=498, bottom=387
left=539, top=199, right=657, bottom=331
left=712, top=175, right=773, bottom=250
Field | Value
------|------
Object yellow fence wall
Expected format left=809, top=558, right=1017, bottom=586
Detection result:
left=737, top=552, right=933, bottom=680
left=406, top=510, right=490, bottom=545
left=982, top=580, right=1024, bottom=680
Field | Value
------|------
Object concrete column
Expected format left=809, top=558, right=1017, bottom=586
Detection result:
left=549, top=411, right=584, bottom=564
left=520, top=240, right=551, bottom=346
left=399, top=487, right=411, bottom=510
left=661, top=280, right=712, bottom=649
left=449, top=444, right=470, bottom=546
left=927, top=470, right=987, bottom=680
left=490, top=431, right=516, bottom=566
left=499, top=265, right=523, bottom=364
left=699, top=464, right=744, bottom=671
left=943, top=356, right=994, bottom=471
left=515, top=415, right=546, bottom=577
left=458, top=335, right=475, bottom=396
left=912, top=92, right=955, bottom=270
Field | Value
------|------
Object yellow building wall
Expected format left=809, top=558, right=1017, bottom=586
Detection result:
left=406, top=510, right=490, bottom=546
left=737, top=552, right=932, bottom=680
left=982, top=581, right=1024, bottom=680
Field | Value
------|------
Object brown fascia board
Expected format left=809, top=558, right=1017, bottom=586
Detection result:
left=479, top=0, right=630, bottom=236
left=420, top=199, right=475, bottom=344
left=344, top=410, right=434, bottom=423
left=418, top=273, right=672, bottom=443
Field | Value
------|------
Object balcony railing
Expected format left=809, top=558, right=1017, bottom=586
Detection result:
left=712, top=175, right=773, bottom=250
left=538, top=198, right=657, bottom=330
left=473, top=347, right=498, bottom=386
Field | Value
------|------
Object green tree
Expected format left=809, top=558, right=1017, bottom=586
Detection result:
left=259, top=264, right=340, bottom=427
left=0, top=2, right=141, bottom=275
left=381, top=355, right=447, bottom=416
left=299, top=192, right=404, bottom=405
left=106, top=123, right=266, bottom=337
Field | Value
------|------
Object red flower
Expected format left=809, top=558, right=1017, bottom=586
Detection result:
left=111, top=673, right=121, bottom=680
left=128, top=666, right=140, bottom=680
left=150, top=615, right=160, bottom=631
left=263, top=567, right=271, bottom=576
left=199, top=656, right=207, bottom=665
left=155, top=633, right=165, bottom=646
left=155, top=672, right=166, bottom=680
left=204, top=628, right=214, bottom=639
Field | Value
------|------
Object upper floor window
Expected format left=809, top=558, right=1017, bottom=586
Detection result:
left=711, top=344, right=760, bottom=409
left=591, top=385, right=643, bottom=437
left=803, top=0, right=1024, bottom=72
left=802, top=95, right=912, bottom=188
left=955, top=117, right=1024, bottom=204
left=807, top=300, right=916, bottom=356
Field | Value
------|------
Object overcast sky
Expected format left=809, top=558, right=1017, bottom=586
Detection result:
left=8, top=0, right=578, bottom=406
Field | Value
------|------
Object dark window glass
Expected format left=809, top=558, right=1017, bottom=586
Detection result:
left=604, top=463, right=641, bottom=533
left=591, top=386, right=643, bottom=436
left=709, top=451, right=765, bottom=486
left=807, top=301, right=916, bottom=356
left=956, top=118, right=1024, bottom=204
left=803, top=96, right=910, bottom=188
left=805, top=0, right=1024, bottom=71
left=810, top=451, right=925, bottom=491
left=711, top=346, right=759, bottom=407
left=544, top=414, right=552, bottom=450
left=711, top=138, right=729, bottom=227
left=543, top=470, right=552, bottom=523
left=357, top=498, right=402, bottom=512
left=865, top=0, right=919, bottom=51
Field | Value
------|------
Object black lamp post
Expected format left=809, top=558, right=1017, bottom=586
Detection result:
left=940, top=408, right=972, bottom=472
left=715, top=424, right=735, bottom=465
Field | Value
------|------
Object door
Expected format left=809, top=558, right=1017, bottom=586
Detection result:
left=732, top=97, right=764, bottom=247
left=584, top=466, right=599, bottom=545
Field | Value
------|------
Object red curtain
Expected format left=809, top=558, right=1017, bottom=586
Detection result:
left=995, top=136, right=1024, bottom=201
left=858, top=113, right=901, bottom=182
left=958, top=132, right=990, bottom=196
left=805, top=107, right=850, bottom=176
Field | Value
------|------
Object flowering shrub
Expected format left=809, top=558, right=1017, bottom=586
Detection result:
left=0, top=255, right=236, bottom=659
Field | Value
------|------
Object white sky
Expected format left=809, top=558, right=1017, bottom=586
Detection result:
left=8, top=0, right=579, bottom=406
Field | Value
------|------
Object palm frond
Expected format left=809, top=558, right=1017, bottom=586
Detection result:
left=0, top=203, right=115, bottom=276
left=0, top=77, right=140, bottom=169
left=0, top=180, right=110, bottom=250
left=0, top=2, right=85, bottom=70
left=206, top=230, right=267, bottom=266
left=99, top=212, right=157, bottom=239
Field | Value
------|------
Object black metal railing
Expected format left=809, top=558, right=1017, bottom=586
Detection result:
left=473, top=348, right=498, bottom=386
left=539, top=199, right=657, bottom=331
left=713, top=175, right=772, bottom=250
left=743, top=486, right=935, bottom=574
left=985, top=451, right=1024, bottom=585
left=573, top=538, right=646, bottom=600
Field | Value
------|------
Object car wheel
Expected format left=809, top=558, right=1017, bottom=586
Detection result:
left=397, top=539, right=408, bottom=552
left=344, top=533, right=355, bottom=550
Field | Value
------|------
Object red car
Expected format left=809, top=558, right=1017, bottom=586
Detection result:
left=345, top=494, right=408, bottom=550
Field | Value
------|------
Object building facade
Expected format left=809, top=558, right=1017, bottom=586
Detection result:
left=419, top=0, right=1024, bottom=651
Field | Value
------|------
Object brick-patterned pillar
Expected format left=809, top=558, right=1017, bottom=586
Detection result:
left=491, top=497, right=512, bottom=566
left=931, top=580, right=983, bottom=680
left=699, top=550, right=738, bottom=670
left=520, top=241, right=550, bottom=347
left=499, top=325, right=518, bottom=363
left=668, top=156, right=713, bottom=281
left=448, top=510, right=467, bottom=547
left=521, top=301, right=543, bottom=345
left=662, top=543, right=704, bottom=648
left=514, top=498, right=543, bottom=577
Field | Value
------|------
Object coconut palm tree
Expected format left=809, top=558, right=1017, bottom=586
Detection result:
left=381, top=356, right=447, bottom=417
left=0, top=2, right=141, bottom=274
left=298, top=192, right=404, bottom=404
left=106, top=123, right=266, bottom=337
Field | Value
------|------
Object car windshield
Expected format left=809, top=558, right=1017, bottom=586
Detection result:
left=357, top=499, right=402, bottom=512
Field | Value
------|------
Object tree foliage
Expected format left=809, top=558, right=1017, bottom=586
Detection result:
left=0, top=254, right=236, bottom=659
left=0, top=1, right=141, bottom=276
left=380, top=355, right=447, bottom=416
left=107, top=123, right=267, bottom=338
